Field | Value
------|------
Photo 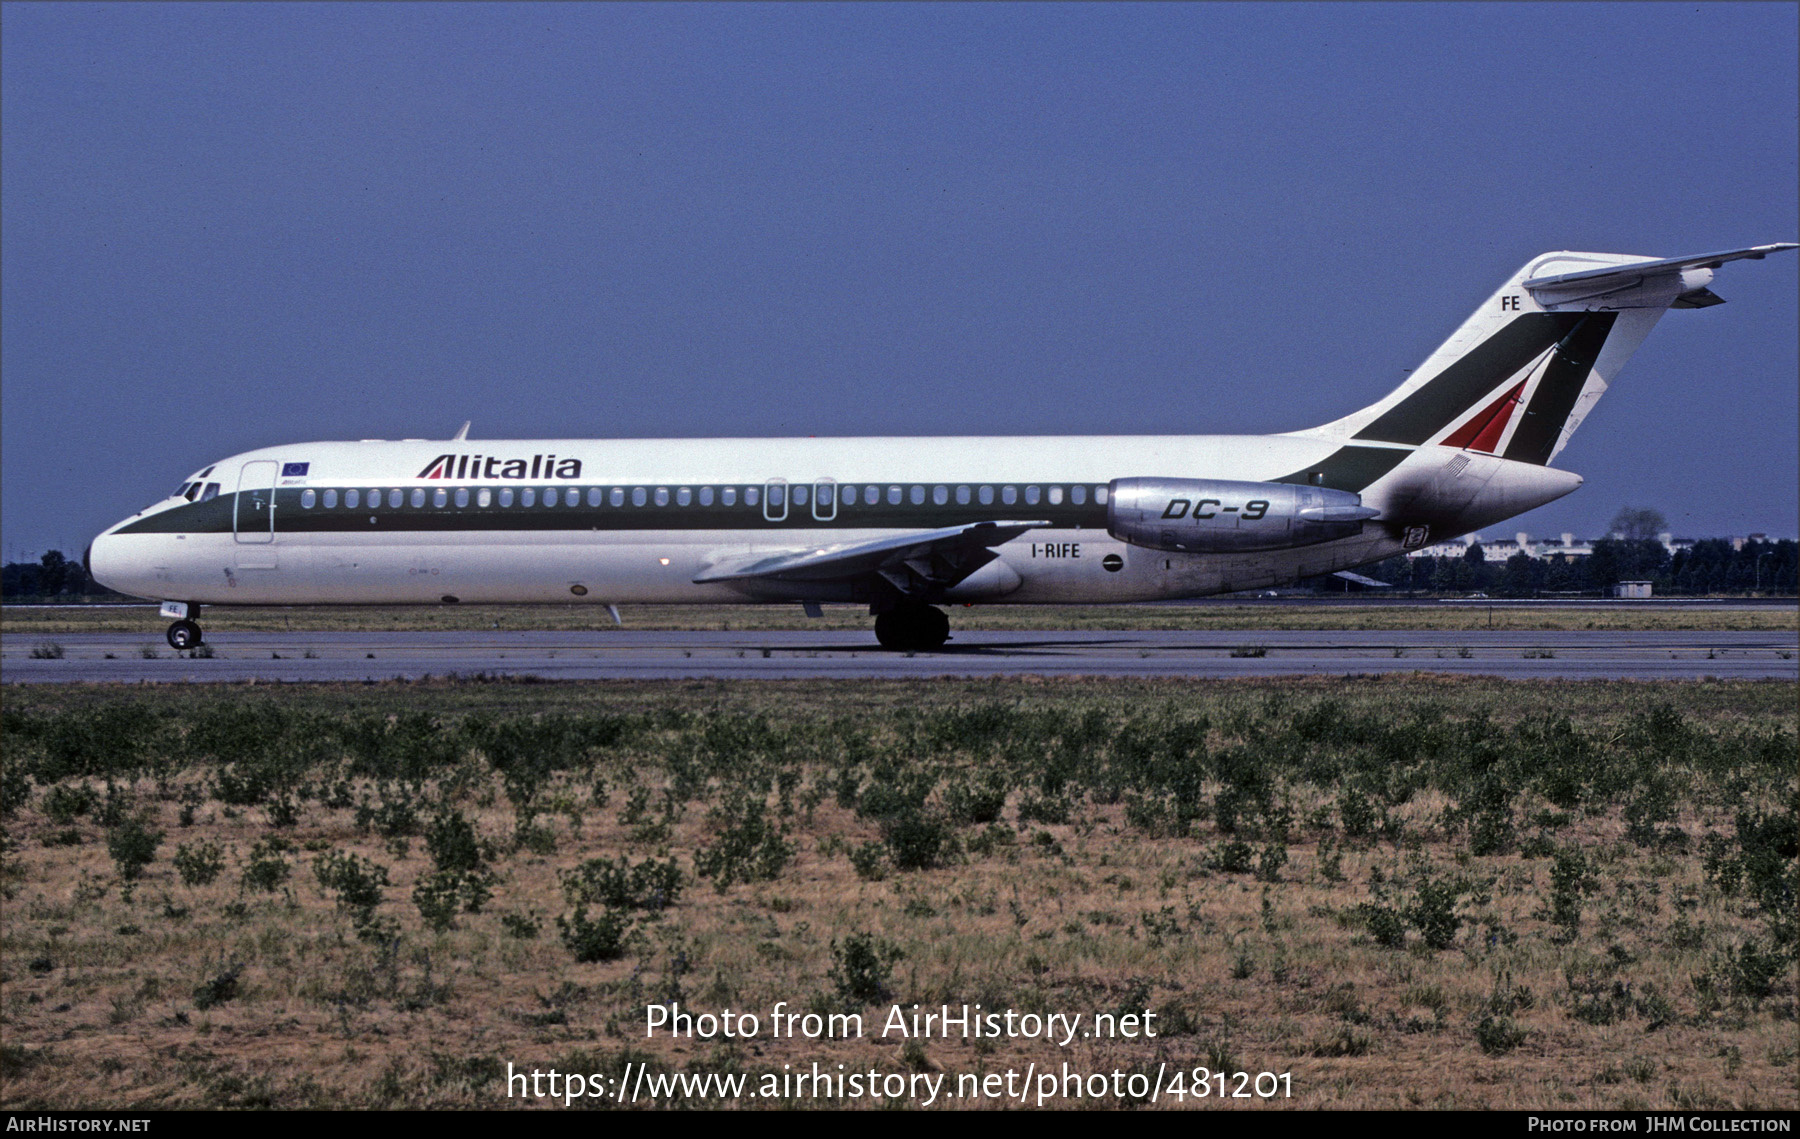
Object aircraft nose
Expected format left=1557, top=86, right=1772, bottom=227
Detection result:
left=85, top=528, right=137, bottom=597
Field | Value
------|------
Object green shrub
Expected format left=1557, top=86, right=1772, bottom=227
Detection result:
left=173, top=841, right=226, bottom=887
left=560, top=856, right=682, bottom=911
left=557, top=907, right=632, bottom=962
left=848, top=841, right=888, bottom=881
left=1408, top=876, right=1465, bottom=950
left=1207, top=840, right=1255, bottom=874
left=882, top=808, right=951, bottom=872
left=192, top=965, right=241, bottom=1011
left=313, top=850, right=390, bottom=917
left=413, top=871, right=463, bottom=933
left=1548, top=848, right=1593, bottom=939
left=42, top=783, right=98, bottom=825
left=240, top=839, right=292, bottom=893
left=106, top=818, right=162, bottom=880
left=830, top=932, right=902, bottom=1006
left=695, top=794, right=792, bottom=889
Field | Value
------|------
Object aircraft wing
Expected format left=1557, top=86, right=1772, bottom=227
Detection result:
left=692, top=519, right=1049, bottom=593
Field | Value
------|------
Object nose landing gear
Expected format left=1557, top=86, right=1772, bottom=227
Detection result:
left=166, top=619, right=203, bottom=650
left=873, top=603, right=950, bottom=651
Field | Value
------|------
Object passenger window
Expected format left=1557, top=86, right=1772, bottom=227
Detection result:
left=677, top=487, right=692, bottom=506
left=478, top=488, right=491, bottom=507
left=722, top=487, right=737, bottom=506
left=887, top=486, right=902, bottom=505
left=1095, top=485, right=1109, bottom=505
left=654, top=487, right=670, bottom=506
left=632, top=487, right=647, bottom=506
left=1002, top=486, right=1017, bottom=505
left=979, top=486, right=994, bottom=505
left=767, top=484, right=785, bottom=507
left=433, top=489, right=448, bottom=508
left=864, top=486, right=879, bottom=505
left=791, top=484, right=807, bottom=506
left=956, top=486, right=970, bottom=505
left=932, top=486, right=948, bottom=505
left=406, top=488, right=422, bottom=508
left=587, top=488, right=602, bottom=507
left=909, top=486, right=924, bottom=505
left=699, top=487, right=714, bottom=506
left=746, top=487, right=760, bottom=506
left=389, top=489, right=403, bottom=508
left=324, top=489, right=339, bottom=508
left=565, top=488, right=579, bottom=507
left=610, top=487, right=624, bottom=507
left=455, top=488, right=470, bottom=508
left=1048, top=486, right=1063, bottom=505
left=1071, top=485, right=1086, bottom=505
left=346, top=489, right=360, bottom=508
left=522, top=488, right=537, bottom=507
left=839, top=484, right=855, bottom=505
left=302, top=489, right=317, bottom=508
left=499, top=488, right=514, bottom=507
left=1025, top=486, right=1040, bottom=505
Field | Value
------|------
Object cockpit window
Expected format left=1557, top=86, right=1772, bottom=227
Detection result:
left=198, top=466, right=215, bottom=479
left=200, top=483, right=220, bottom=501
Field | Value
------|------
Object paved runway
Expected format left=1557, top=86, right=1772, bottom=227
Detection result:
left=4, top=628, right=1796, bottom=681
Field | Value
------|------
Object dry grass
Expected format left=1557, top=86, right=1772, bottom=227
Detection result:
left=1, top=677, right=1794, bottom=1110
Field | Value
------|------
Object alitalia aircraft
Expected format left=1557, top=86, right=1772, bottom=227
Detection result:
left=89, top=243, right=1795, bottom=652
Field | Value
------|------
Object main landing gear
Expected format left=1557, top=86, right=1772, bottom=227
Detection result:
left=873, top=602, right=950, bottom=652
left=166, top=619, right=203, bottom=650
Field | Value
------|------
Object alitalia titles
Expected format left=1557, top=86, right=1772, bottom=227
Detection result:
left=417, top=453, right=583, bottom=480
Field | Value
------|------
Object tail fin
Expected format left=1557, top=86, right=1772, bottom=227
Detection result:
left=1299, top=244, right=1796, bottom=466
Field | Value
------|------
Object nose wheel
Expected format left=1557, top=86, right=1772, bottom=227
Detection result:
left=873, top=603, right=950, bottom=651
left=166, top=619, right=203, bottom=650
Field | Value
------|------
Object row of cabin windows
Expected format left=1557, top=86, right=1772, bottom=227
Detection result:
left=294, top=484, right=1110, bottom=511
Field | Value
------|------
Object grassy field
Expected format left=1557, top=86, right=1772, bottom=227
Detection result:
left=1, top=677, right=1794, bottom=1110
left=5, top=600, right=1796, bottom=636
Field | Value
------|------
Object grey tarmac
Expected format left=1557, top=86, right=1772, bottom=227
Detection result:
left=3, top=628, right=1796, bottom=682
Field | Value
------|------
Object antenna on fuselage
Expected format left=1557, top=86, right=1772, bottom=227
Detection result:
left=452, top=421, right=471, bottom=441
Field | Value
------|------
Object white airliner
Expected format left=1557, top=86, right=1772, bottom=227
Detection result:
left=89, top=243, right=1795, bottom=651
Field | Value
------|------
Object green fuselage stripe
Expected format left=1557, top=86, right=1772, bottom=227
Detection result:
left=117, top=487, right=1113, bottom=536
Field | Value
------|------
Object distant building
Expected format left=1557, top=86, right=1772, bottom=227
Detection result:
left=1613, top=581, right=1653, bottom=598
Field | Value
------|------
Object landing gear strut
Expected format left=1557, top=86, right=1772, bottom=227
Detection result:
left=166, top=619, right=203, bottom=650
left=873, top=603, right=950, bottom=651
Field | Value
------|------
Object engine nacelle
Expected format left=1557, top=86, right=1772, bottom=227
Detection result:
left=1107, top=477, right=1379, bottom=553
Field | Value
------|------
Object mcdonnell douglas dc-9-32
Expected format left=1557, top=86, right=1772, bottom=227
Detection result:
left=89, top=243, right=1796, bottom=652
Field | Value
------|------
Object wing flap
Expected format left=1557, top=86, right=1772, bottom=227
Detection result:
left=692, top=520, right=1049, bottom=588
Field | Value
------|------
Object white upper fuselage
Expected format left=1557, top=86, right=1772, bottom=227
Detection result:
left=87, top=431, right=1580, bottom=609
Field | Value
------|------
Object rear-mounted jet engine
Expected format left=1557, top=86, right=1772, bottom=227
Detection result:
left=1107, top=477, right=1380, bottom=553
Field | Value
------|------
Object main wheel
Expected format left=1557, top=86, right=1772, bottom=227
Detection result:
left=873, top=604, right=950, bottom=651
left=167, top=619, right=202, bottom=650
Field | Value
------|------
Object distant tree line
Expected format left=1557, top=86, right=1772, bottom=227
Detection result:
left=1357, top=537, right=1798, bottom=597
left=1, top=550, right=124, bottom=601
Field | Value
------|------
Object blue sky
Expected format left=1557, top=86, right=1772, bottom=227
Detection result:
left=4, top=2, right=1796, bottom=561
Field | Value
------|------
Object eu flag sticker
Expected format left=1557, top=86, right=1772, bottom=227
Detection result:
left=281, top=462, right=310, bottom=477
